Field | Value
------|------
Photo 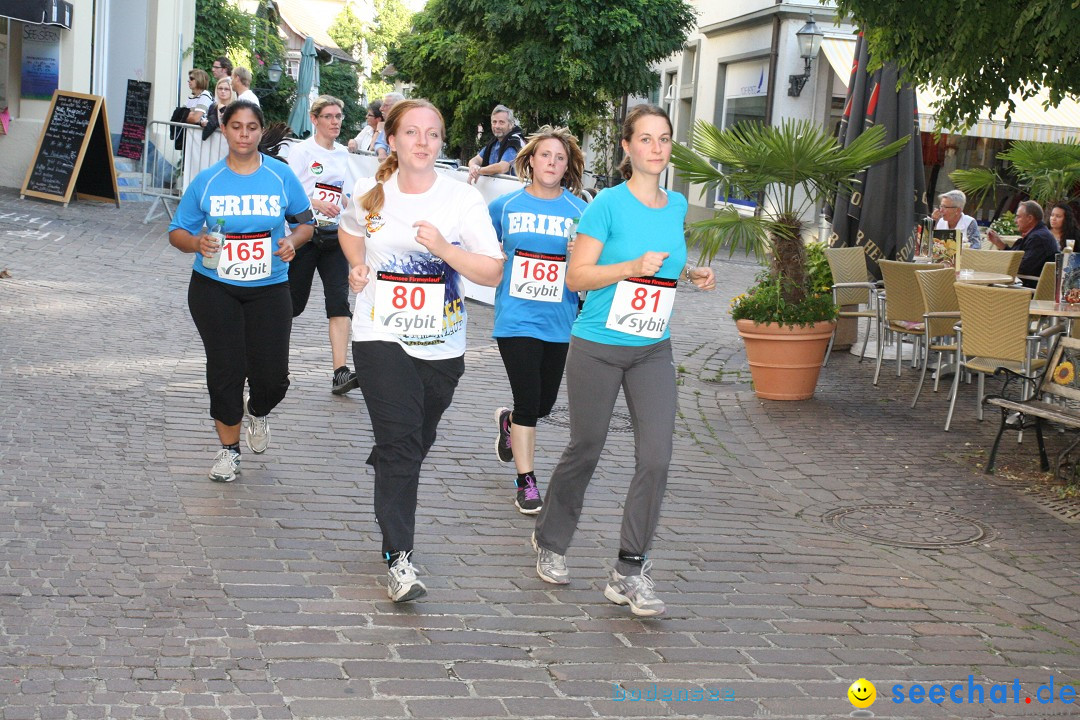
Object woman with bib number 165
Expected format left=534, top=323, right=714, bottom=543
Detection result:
left=167, top=100, right=314, bottom=484
left=337, top=99, right=504, bottom=604
left=531, top=104, right=715, bottom=617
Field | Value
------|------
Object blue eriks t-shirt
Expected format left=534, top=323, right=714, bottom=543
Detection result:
left=169, top=154, right=312, bottom=287
left=572, top=183, right=688, bottom=346
left=490, top=188, right=588, bottom=342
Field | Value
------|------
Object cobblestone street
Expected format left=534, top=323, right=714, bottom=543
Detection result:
left=1, top=188, right=1078, bottom=719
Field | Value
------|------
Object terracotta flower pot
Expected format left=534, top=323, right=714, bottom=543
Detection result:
left=736, top=319, right=837, bottom=400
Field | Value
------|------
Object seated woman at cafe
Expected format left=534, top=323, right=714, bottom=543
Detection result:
left=932, top=190, right=981, bottom=248
left=1049, top=201, right=1080, bottom=250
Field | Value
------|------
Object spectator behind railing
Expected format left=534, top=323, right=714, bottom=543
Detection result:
left=184, top=69, right=213, bottom=125
left=348, top=99, right=382, bottom=153
left=231, top=67, right=259, bottom=106
left=211, top=56, right=233, bottom=82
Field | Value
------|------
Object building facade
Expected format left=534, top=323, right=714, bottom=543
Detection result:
left=659, top=1, right=1080, bottom=225
left=0, top=0, right=196, bottom=189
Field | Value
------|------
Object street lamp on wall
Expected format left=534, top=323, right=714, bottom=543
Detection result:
left=267, top=61, right=283, bottom=86
left=254, top=61, right=284, bottom=98
left=788, top=13, right=824, bottom=97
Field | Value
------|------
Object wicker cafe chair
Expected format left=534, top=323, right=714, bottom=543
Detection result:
left=959, top=249, right=1023, bottom=279
left=874, top=260, right=945, bottom=385
left=911, top=268, right=962, bottom=407
left=1031, top=261, right=1057, bottom=302
left=945, top=283, right=1052, bottom=431
left=823, top=247, right=878, bottom=366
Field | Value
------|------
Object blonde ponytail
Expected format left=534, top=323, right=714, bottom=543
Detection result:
left=360, top=154, right=399, bottom=215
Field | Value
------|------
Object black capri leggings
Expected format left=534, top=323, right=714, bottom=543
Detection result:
left=188, top=271, right=292, bottom=425
left=496, top=336, right=569, bottom=427
left=287, top=240, right=352, bottom=319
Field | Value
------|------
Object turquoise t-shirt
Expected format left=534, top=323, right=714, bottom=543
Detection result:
left=169, top=154, right=312, bottom=287
left=571, top=183, right=688, bottom=346
left=490, top=188, right=588, bottom=342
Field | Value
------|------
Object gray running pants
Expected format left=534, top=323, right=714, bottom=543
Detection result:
left=534, top=336, right=676, bottom=576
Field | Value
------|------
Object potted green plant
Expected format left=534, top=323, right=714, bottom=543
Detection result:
left=671, top=118, right=909, bottom=399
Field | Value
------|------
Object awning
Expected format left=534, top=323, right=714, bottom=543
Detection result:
left=0, top=0, right=73, bottom=29
left=822, top=35, right=1080, bottom=143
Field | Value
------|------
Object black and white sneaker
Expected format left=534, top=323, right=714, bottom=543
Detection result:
left=515, top=474, right=543, bottom=515
left=332, top=366, right=359, bottom=395
left=494, top=407, right=513, bottom=464
left=387, top=551, right=427, bottom=603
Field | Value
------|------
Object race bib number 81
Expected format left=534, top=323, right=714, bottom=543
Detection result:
left=373, top=271, right=445, bottom=337
left=508, top=249, right=566, bottom=303
left=605, top=276, right=677, bottom=339
left=217, top=230, right=272, bottom=282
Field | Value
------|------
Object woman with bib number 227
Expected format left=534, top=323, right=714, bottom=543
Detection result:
left=531, top=104, right=715, bottom=616
left=337, top=99, right=504, bottom=603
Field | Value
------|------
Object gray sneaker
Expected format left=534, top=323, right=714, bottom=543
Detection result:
left=387, top=551, right=427, bottom=603
left=604, top=560, right=666, bottom=616
left=208, top=448, right=240, bottom=483
left=532, top=532, right=569, bottom=585
left=244, top=398, right=270, bottom=454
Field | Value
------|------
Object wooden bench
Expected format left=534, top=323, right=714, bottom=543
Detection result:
left=984, top=335, right=1080, bottom=478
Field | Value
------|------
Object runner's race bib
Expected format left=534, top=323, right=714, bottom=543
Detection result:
left=313, top=182, right=343, bottom=227
left=508, top=249, right=566, bottom=303
left=605, top=276, right=677, bottom=339
left=217, top=230, right=272, bottom=282
left=373, top=271, right=445, bottom=337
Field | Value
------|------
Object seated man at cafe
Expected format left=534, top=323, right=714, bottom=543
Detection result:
left=987, top=200, right=1059, bottom=287
left=933, top=190, right=981, bottom=248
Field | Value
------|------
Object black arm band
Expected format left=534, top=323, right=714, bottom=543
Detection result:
left=286, top=209, right=315, bottom=225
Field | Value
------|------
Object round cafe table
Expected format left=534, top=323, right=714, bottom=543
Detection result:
left=954, top=270, right=1015, bottom=285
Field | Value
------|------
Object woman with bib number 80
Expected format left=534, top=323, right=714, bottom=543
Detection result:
left=337, top=99, right=504, bottom=603
left=531, top=105, right=716, bottom=617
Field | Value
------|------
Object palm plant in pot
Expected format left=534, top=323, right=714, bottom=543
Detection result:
left=670, top=118, right=909, bottom=400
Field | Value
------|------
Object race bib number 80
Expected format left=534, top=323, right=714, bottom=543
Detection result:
left=373, top=271, right=445, bottom=337
left=605, top=276, right=677, bottom=339
left=217, top=230, right=272, bottom=282
left=508, top=249, right=566, bottom=303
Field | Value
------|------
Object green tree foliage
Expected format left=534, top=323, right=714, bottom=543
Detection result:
left=389, top=0, right=696, bottom=160
left=192, top=0, right=293, bottom=124
left=329, top=0, right=413, bottom=102
left=320, top=62, right=365, bottom=139
left=951, top=140, right=1080, bottom=209
left=835, top=0, right=1080, bottom=131
left=191, top=0, right=248, bottom=72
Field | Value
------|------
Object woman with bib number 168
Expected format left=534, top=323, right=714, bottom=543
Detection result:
left=337, top=99, right=504, bottom=604
left=531, top=104, right=715, bottom=617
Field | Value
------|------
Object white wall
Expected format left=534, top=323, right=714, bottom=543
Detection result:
left=0, top=0, right=194, bottom=189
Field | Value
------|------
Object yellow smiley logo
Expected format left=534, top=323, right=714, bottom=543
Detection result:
left=848, top=678, right=876, bottom=708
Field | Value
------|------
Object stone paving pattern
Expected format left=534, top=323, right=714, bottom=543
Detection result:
left=1, top=187, right=1078, bottom=719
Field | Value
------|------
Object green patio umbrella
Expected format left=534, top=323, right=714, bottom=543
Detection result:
left=287, top=37, right=317, bottom=138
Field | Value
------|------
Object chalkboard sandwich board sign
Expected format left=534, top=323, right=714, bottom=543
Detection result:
left=118, top=80, right=151, bottom=161
left=21, top=90, right=120, bottom=207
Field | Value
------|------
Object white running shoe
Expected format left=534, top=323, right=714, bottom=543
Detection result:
left=387, top=551, right=427, bottom=602
left=244, top=398, right=270, bottom=454
left=532, top=532, right=569, bottom=585
left=604, top=560, right=666, bottom=616
left=208, top=448, right=240, bottom=483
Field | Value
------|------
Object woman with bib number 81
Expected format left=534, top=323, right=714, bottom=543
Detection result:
left=337, top=99, right=504, bottom=603
left=531, top=104, right=715, bottom=616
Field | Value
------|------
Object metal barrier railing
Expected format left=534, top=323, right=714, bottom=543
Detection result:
left=141, top=120, right=229, bottom=224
